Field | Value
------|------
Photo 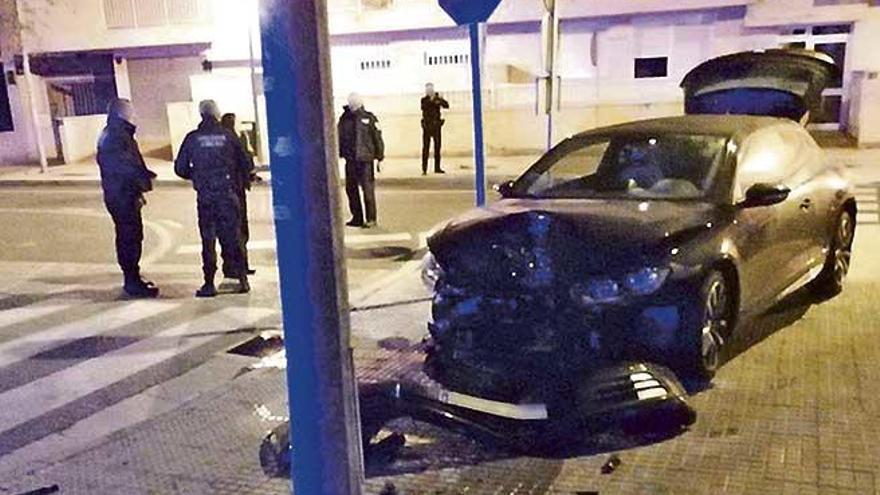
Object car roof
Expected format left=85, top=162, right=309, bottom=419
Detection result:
left=570, top=114, right=797, bottom=144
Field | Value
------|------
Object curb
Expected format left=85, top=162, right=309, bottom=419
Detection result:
left=0, top=174, right=513, bottom=190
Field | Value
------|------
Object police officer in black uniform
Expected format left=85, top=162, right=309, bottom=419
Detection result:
left=220, top=112, right=257, bottom=276
left=420, top=83, right=449, bottom=175
left=175, top=100, right=253, bottom=297
left=338, top=93, right=384, bottom=228
left=96, top=98, right=159, bottom=298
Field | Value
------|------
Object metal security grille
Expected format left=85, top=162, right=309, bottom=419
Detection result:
left=102, top=0, right=205, bottom=29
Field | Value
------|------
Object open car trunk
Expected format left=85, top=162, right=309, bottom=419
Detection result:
left=681, top=49, right=838, bottom=125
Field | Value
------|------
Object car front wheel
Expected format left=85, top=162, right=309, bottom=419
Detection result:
left=681, top=270, right=734, bottom=381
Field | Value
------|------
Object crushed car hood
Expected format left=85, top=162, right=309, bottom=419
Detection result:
left=428, top=199, right=718, bottom=287
left=681, top=49, right=838, bottom=123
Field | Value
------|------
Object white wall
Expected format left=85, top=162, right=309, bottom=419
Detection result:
left=20, top=0, right=212, bottom=54
left=745, top=0, right=869, bottom=27
left=60, top=114, right=106, bottom=163
left=127, top=56, right=202, bottom=150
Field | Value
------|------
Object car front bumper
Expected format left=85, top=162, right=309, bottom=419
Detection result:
left=358, top=361, right=695, bottom=451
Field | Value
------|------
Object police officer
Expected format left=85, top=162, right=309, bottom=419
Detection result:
left=96, top=98, right=159, bottom=298
left=175, top=100, right=252, bottom=297
left=220, top=112, right=257, bottom=276
left=420, top=83, right=449, bottom=175
left=338, top=93, right=384, bottom=228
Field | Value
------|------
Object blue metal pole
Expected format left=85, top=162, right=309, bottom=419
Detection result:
left=259, top=0, right=364, bottom=493
left=469, top=22, right=487, bottom=207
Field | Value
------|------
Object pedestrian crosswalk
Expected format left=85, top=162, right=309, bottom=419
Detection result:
left=855, top=184, right=878, bottom=225
left=175, top=231, right=431, bottom=254
left=0, top=285, right=278, bottom=461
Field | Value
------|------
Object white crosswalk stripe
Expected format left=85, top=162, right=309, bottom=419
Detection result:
left=0, top=305, right=274, bottom=433
left=174, top=231, right=430, bottom=254
left=0, top=303, right=72, bottom=330
left=0, top=300, right=178, bottom=369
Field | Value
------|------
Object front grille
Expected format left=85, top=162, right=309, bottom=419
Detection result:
left=428, top=278, right=600, bottom=402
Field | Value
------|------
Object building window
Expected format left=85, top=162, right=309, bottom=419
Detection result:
left=424, top=53, right=470, bottom=66
left=0, top=64, right=13, bottom=132
left=634, top=57, right=668, bottom=79
left=103, top=0, right=205, bottom=29
left=359, top=59, right=391, bottom=71
left=812, top=24, right=852, bottom=35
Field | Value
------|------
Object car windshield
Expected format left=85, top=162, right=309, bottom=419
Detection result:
left=514, top=133, right=728, bottom=200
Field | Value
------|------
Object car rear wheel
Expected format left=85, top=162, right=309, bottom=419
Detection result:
left=682, top=270, right=734, bottom=381
left=810, top=210, right=854, bottom=299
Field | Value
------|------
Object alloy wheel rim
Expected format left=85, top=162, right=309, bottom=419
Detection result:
left=833, top=213, right=854, bottom=286
left=701, top=278, right=728, bottom=372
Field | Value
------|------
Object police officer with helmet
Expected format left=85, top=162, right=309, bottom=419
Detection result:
left=175, top=100, right=253, bottom=297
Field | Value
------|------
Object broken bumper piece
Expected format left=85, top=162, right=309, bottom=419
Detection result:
left=259, top=361, right=695, bottom=474
left=359, top=361, right=695, bottom=452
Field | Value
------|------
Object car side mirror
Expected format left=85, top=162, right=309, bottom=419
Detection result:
left=741, top=183, right=791, bottom=208
left=493, top=180, right=515, bottom=198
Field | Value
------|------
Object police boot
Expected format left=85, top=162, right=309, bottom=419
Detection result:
left=237, top=275, right=251, bottom=294
left=123, top=273, right=159, bottom=299
left=196, top=273, right=217, bottom=298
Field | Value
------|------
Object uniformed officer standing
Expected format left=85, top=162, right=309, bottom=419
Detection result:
left=420, top=83, right=449, bottom=175
left=96, top=98, right=160, bottom=298
left=338, top=93, right=384, bottom=228
left=174, top=100, right=253, bottom=297
left=220, top=112, right=257, bottom=276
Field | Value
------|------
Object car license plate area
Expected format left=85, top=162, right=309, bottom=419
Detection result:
left=436, top=389, right=549, bottom=420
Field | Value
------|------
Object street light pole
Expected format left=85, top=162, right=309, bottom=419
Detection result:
left=541, top=0, right=559, bottom=150
left=258, top=0, right=364, bottom=493
left=247, top=12, right=264, bottom=164
left=14, top=0, right=48, bottom=173
left=469, top=22, right=487, bottom=207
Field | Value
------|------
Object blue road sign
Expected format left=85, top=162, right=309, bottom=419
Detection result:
left=439, top=0, right=502, bottom=25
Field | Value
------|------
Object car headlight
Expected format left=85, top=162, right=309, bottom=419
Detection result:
left=570, top=277, right=622, bottom=305
left=623, top=267, right=670, bottom=296
left=421, top=252, right=444, bottom=290
left=570, top=266, right=669, bottom=306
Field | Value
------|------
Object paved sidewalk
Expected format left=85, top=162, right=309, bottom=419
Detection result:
left=3, top=145, right=880, bottom=191
left=0, top=155, right=537, bottom=190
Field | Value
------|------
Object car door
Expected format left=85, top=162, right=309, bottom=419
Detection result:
left=779, top=127, right=830, bottom=281
left=732, top=128, right=805, bottom=310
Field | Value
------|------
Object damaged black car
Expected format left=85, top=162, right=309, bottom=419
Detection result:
left=416, top=49, right=856, bottom=438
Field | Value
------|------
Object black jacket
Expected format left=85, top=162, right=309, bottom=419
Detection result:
left=96, top=116, right=156, bottom=199
left=174, top=117, right=254, bottom=195
left=338, top=106, right=385, bottom=162
left=421, top=94, right=449, bottom=129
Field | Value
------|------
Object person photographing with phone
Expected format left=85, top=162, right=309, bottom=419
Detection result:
left=420, top=83, right=449, bottom=175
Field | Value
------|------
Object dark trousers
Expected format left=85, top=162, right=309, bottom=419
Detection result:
left=105, top=194, right=144, bottom=283
left=345, top=159, right=376, bottom=224
left=197, top=191, right=244, bottom=281
left=421, top=124, right=443, bottom=173
left=223, top=188, right=250, bottom=277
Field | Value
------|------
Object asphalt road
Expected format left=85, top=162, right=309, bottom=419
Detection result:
left=0, top=186, right=478, bottom=289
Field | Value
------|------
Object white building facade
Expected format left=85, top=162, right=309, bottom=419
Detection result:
left=2, top=0, right=880, bottom=165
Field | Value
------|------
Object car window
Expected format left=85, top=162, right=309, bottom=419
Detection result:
left=524, top=139, right=611, bottom=195
left=735, top=126, right=826, bottom=200
left=734, top=128, right=798, bottom=200
left=519, top=134, right=727, bottom=200
left=786, top=129, right=826, bottom=187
